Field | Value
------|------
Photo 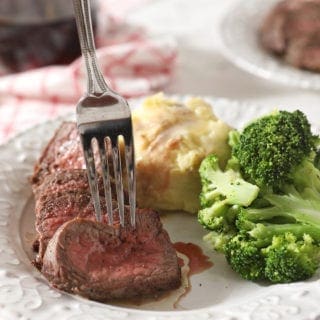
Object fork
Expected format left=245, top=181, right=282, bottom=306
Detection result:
left=72, top=0, right=136, bottom=227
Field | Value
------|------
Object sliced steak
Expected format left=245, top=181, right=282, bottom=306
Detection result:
left=286, top=32, right=320, bottom=71
left=31, top=121, right=118, bottom=195
left=32, top=122, right=181, bottom=301
left=34, top=169, right=119, bottom=262
left=33, top=169, right=89, bottom=200
left=260, top=0, right=320, bottom=72
left=31, top=122, right=83, bottom=188
left=35, top=188, right=96, bottom=261
left=41, top=214, right=181, bottom=301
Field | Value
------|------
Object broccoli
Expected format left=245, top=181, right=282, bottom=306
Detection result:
left=248, top=189, right=320, bottom=234
left=198, top=154, right=259, bottom=238
left=225, top=233, right=266, bottom=280
left=225, top=231, right=320, bottom=283
left=232, top=110, right=318, bottom=191
left=226, top=181, right=320, bottom=282
left=264, top=233, right=320, bottom=283
left=198, top=109, right=320, bottom=283
left=203, top=231, right=234, bottom=253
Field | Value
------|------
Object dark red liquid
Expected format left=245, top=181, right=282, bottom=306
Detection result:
left=173, top=242, right=213, bottom=308
left=174, top=242, right=213, bottom=276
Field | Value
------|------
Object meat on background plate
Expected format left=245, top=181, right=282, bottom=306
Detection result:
left=260, top=0, right=320, bottom=72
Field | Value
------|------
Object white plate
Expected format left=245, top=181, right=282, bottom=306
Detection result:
left=220, top=0, right=320, bottom=90
left=1, top=96, right=320, bottom=320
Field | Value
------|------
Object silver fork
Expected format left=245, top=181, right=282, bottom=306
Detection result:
left=72, top=0, right=136, bottom=227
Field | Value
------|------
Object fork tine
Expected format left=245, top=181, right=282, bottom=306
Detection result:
left=111, top=137, right=125, bottom=226
left=81, top=136, right=102, bottom=222
left=97, top=136, right=114, bottom=225
left=124, top=135, right=136, bottom=227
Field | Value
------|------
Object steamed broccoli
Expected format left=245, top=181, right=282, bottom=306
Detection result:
left=226, top=175, right=320, bottom=282
left=198, top=109, right=320, bottom=283
left=232, top=110, right=318, bottom=191
left=225, top=233, right=266, bottom=280
left=264, top=233, right=320, bottom=283
left=198, top=154, right=259, bottom=247
left=239, top=187, right=320, bottom=238
left=225, top=231, right=320, bottom=282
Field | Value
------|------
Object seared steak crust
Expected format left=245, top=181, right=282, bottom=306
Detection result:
left=31, top=122, right=83, bottom=188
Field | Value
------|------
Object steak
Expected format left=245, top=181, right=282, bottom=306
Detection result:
left=31, top=122, right=83, bottom=188
left=32, top=122, right=181, bottom=301
left=35, top=175, right=95, bottom=262
left=34, top=169, right=117, bottom=262
left=260, top=0, right=320, bottom=72
left=42, top=215, right=181, bottom=301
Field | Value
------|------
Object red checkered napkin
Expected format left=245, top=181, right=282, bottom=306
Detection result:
left=0, top=0, right=177, bottom=144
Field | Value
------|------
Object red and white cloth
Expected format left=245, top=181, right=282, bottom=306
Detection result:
left=0, top=0, right=177, bottom=144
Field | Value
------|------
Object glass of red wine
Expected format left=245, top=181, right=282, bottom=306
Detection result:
left=0, top=0, right=97, bottom=73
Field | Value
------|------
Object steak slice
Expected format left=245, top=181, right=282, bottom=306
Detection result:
left=33, top=169, right=89, bottom=201
left=260, top=1, right=287, bottom=54
left=31, top=122, right=83, bottom=188
left=41, top=214, right=181, bottom=301
left=286, top=33, right=320, bottom=71
left=260, top=0, right=320, bottom=72
left=34, top=169, right=119, bottom=262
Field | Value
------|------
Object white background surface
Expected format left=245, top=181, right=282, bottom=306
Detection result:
left=129, top=0, right=320, bottom=115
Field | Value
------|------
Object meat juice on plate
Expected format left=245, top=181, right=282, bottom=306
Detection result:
left=173, top=242, right=214, bottom=309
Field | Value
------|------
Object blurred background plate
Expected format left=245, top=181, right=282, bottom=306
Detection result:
left=219, top=0, right=320, bottom=90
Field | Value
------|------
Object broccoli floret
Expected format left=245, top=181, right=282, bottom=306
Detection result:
left=198, top=204, right=238, bottom=233
left=199, top=154, right=259, bottom=207
left=233, top=110, right=317, bottom=190
left=225, top=231, right=320, bottom=283
left=203, top=231, right=234, bottom=253
left=231, top=185, right=320, bottom=282
left=264, top=233, right=320, bottom=283
left=225, top=233, right=266, bottom=280
left=198, top=154, right=259, bottom=234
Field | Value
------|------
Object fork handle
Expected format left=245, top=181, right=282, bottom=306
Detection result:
left=73, top=0, right=109, bottom=95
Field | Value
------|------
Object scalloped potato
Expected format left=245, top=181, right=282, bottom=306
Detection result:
left=132, top=94, right=232, bottom=213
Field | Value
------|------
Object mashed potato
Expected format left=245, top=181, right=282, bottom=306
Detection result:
left=133, top=93, right=231, bottom=213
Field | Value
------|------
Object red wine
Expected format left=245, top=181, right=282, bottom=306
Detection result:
left=0, top=0, right=96, bottom=73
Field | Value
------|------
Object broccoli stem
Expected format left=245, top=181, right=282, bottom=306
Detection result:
left=264, top=193, right=320, bottom=227
left=291, top=158, right=320, bottom=193
left=242, top=207, right=295, bottom=223
left=249, top=223, right=320, bottom=245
